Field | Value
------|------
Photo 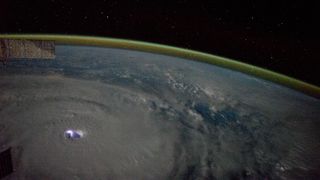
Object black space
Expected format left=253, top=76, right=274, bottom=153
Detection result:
left=1, top=0, right=318, bottom=86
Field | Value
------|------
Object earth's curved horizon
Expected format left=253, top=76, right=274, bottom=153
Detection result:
left=1, top=34, right=319, bottom=99
left=0, top=35, right=319, bottom=179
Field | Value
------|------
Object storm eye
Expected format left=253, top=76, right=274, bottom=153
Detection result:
left=64, top=129, right=83, bottom=140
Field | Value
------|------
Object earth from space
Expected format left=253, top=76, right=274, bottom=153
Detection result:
left=0, top=39, right=320, bottom=179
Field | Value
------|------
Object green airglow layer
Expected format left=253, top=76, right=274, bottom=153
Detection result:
left=0, top=34, right=319, bottom=99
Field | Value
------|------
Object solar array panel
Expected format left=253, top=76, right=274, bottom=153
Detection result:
left=0, top=39, right=55, bottom=60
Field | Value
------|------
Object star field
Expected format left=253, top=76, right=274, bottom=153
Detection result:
left=0, top=0, right=318, bottom=85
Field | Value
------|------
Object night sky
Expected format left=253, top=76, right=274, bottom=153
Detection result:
left=1, top=0, right=318, bottom=86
